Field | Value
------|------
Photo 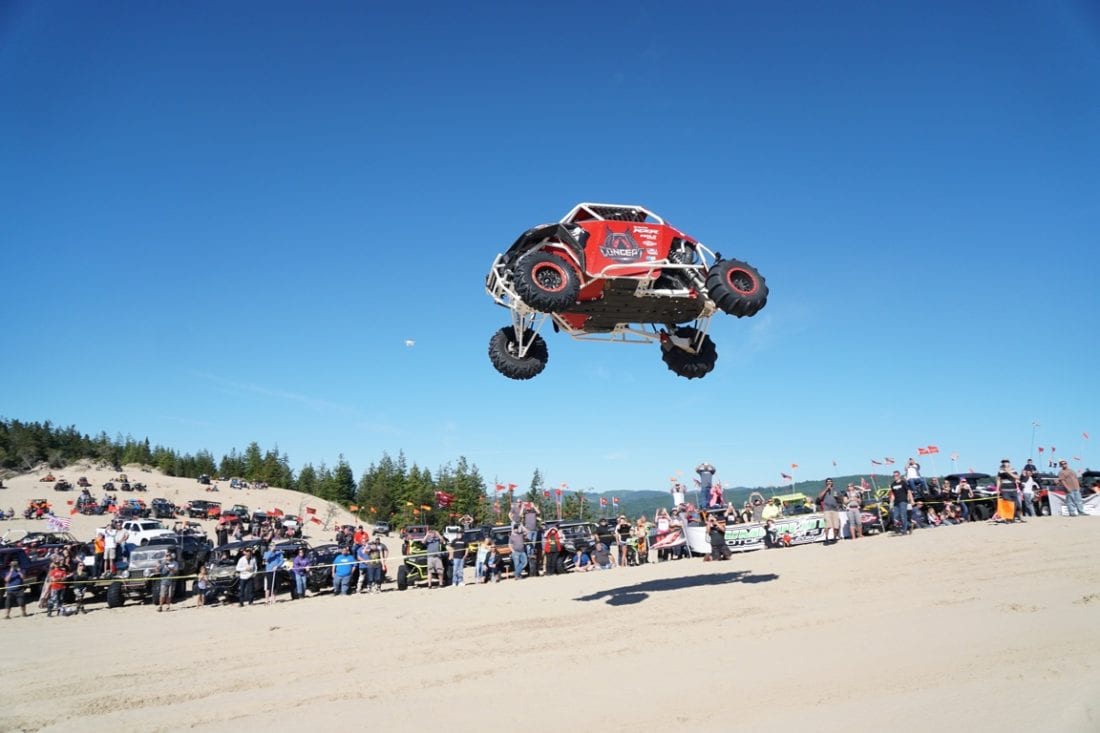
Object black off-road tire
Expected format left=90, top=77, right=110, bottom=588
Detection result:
left=106, top=581, right=123, bottom=609
left=396, top=565, right=409, bottom=591
left=661, top=327, right=717, bottom=379
left=488, top=326, right=548, bottom=380
left=706, top=259, right=768, bottom=317
left=512, top=251, right=580, bottom=312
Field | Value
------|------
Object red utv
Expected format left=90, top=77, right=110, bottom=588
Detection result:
left=485, top=203, right=768, bottom=379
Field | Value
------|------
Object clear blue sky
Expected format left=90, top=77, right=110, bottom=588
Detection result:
left=2, top=1, right=1098, bottom=491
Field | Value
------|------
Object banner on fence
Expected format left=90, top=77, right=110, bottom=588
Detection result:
left=1048, top=491, right=1100, bottom=517
left=722, top=514, right=826, bottom=552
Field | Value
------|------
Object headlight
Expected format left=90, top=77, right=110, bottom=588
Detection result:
left=143, top=569, right=155, bottom=578
left=120, top=570, right=131, bottom=579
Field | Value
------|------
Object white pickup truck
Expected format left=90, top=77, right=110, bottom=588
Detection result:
left=99, top=519, right=174, bottom=547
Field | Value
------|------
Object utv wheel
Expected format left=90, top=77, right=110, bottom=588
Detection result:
left=706, top=259, right=768, bottom=317
left=661, top=327, right=717, bottom=379
left=488, top=326, right=548, bottom=380
left=396, top=565, right=409, bottom=591
left=513, top=251, right=580, bottom=312
left=106, top=581, right=123, bottom=609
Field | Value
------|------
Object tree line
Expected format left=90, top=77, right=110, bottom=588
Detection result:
left=0, top=418, right=540, bottom=526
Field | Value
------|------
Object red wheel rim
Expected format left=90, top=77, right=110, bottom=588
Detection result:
left=531, top=262, right=567, bottom=293
left=726, top=267, right=758, bottom=295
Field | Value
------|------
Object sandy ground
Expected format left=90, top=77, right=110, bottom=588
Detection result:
left=0, top=466, right=1097, bottom=732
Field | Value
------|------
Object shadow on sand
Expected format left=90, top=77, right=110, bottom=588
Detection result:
left=572, top=569, right=780, bottom=606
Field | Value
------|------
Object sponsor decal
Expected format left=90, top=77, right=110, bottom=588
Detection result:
left=599, top=225, right=644, bottom=263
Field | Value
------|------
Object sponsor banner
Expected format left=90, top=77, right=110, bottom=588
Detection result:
left=1048, top=491, right=1100, bottom=516
left=722, top=514, right=827, bottom=552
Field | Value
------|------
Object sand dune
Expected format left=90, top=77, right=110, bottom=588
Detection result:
left=0, top=465, right=1097, bottom=732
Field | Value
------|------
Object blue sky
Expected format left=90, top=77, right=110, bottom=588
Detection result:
left=2, top=1, right=1098, bottom=491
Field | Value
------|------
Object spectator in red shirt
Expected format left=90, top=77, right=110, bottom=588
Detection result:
left=46, top=563, right=68, bottom=617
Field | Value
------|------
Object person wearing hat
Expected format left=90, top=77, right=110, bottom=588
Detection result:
left=4, top=560, right=29, bottom=618
left=157, top=549, right=180, bottom=612
left=1057, top=460, right=1086, bottom=516
left=995, top=460, right=1020, bottom=523
left=615, top=515, right=632, bottom=567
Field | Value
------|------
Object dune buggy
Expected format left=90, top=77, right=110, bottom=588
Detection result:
left=485, top=203, right=768, bottom=379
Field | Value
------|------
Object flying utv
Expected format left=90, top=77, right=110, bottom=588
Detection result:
left=484, top=203, right=768, bottom=379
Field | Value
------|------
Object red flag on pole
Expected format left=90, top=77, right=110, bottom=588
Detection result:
left=495, top=483, right=505, bottom=492
left=612, top=497, right=619, bottom=506
left=1051, top=446, right=1057, bottom=453
left=305, top=507, right=317, bottom=515
left=917, top=447, right=930, bottom=455
left=543, top=490, right=550, bottom=499
left=554, top=488, right=562, bottom=497
left=927, top=445, right=940, bottom=454
left=599, top=497, right=608, bottom=507
left=1038, top=446, right=1044, bottom=453
left=507, top=483, right=517, bottom=491
left=791, top=463, right=799, bottom=469
left=310, top=516, right=322, bottom=525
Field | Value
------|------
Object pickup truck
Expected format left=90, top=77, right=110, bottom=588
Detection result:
left=99, top=519, right=174, bottom=547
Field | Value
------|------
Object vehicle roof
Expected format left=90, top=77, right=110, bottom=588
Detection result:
left=943, top=472, right=994, bottom=481
left=213, top=539, right=265, bottom=551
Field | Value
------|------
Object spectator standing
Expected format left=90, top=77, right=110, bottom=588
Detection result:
left=615, top=515, right=632, bottom=567
left=103, top=524, right=119, bottom=574
left=522, top=503, right=540, bottom=534
left=696, top=462, right=716, bottom=506
left=1020, top=469, right=1039, bottom=518
left=995, top=460, right=1020, bottom=523
left=262, top=544, right=284, bottom=604
left=449, top=533, right=467, bottom=587
left=93, top=532, right=105, bottom=577
left=331, top=547, right=356, bottom=595
left=236, top=548, right=257, bottom=606
left=671, top=482, right=686, bottom=506
left=749, top=492, right=766, bottom=522
left=475, top=536, right=492, bottom=583
left=4, top=560, right=28, bottom=618
left=956, top=477, right=974, bottom=521
left=905, top=458, right=927, bottom=496
left=157, top=550, right=179, bottom=612
left=195, top=566, right=211, bottom=607
left=889, top=471, right=913, bottom=535
left=1057, top=460, right=1087, bottom=517
left=845, top=483, right=864, bottom=540
left=707, top=514, right=730, bottom=561
left=542, top=524, right=563, bottom=576
left=634, top=517, right=649, bottom=564
left=291, top=548, right=310, bottom=599
left=424, top=529, right=446, bottom=587
left=362, top=537, right=386, bottom=594
left=818, top=479, right=841, bottom=545
left=45, top=562, right=67, bottom=617
left=509, top=525, right=529, bottom=580
left=355, top=541, right=373, bottom=593
left=654, top=508, right=671, bottom=561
